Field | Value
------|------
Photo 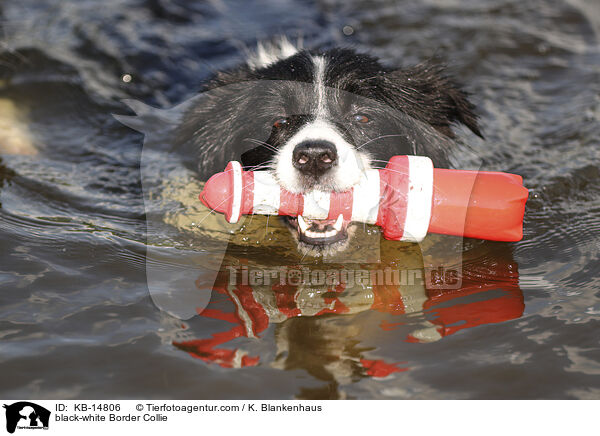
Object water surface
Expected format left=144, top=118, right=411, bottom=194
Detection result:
left=0, top=0, right=599, bottom=399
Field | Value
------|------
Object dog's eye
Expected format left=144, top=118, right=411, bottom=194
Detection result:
left=353, top=114, right=370, bottom=124
left=273, top=118, right=289, bottom=128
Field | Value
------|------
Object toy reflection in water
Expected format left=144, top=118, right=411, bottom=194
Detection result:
left=173, top=243, right=523, bottom=397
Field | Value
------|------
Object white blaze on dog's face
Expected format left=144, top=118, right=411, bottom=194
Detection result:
left=253, top=54, right=373, bottom=252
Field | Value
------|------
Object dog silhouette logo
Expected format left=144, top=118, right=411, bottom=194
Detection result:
left=3, top=402, right=50, bottom=434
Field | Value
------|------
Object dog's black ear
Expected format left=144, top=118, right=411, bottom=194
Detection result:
left=385, top=61, right=483, bottom=139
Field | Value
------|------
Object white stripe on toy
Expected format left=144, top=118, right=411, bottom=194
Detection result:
left=253, top=171, right=280, bottom=215
left=302, top=190, right=330, bottom=219
left=229, top=161, right=243, bottom=223
left=351, top=169, right=380, bottom=224
left=402, top=156, right=434, bottom=242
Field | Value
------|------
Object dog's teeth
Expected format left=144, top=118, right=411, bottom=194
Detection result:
left=325, top=230, right=335, bottom=238
left=334, top=214, right=344, bottom=231
left=298, top=215, right=308, bottom=233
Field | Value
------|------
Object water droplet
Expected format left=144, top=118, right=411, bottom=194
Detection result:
left=342, top=25, right=354, bottom=36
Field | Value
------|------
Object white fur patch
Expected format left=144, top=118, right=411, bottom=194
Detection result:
left=246, top=36, right=301, bottom=70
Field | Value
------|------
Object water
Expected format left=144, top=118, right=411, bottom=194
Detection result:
left=1, top=0, right=599, bottom=399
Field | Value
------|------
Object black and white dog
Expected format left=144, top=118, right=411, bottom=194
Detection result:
left=176, top=38, right=482, bottom=255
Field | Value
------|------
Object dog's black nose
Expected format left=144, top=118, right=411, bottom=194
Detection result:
left=292, top=141, right=338, bottom=177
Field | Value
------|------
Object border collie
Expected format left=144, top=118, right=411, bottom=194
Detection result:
left=176, top=37, right=482, bottom=255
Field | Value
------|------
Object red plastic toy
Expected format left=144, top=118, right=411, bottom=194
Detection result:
left=199, top=155, right=529, bottom=242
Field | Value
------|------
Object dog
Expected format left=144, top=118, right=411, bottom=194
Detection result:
left=176, top=38, right=482, bottom=256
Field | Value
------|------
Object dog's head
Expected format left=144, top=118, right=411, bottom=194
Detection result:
left=178, top=40, right=482, bottom=255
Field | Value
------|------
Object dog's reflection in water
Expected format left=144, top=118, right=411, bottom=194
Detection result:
left=173, top=241, right=523, bottom=399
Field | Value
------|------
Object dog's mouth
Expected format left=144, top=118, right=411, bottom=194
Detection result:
left=286, top=214, right=350, bottom=246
